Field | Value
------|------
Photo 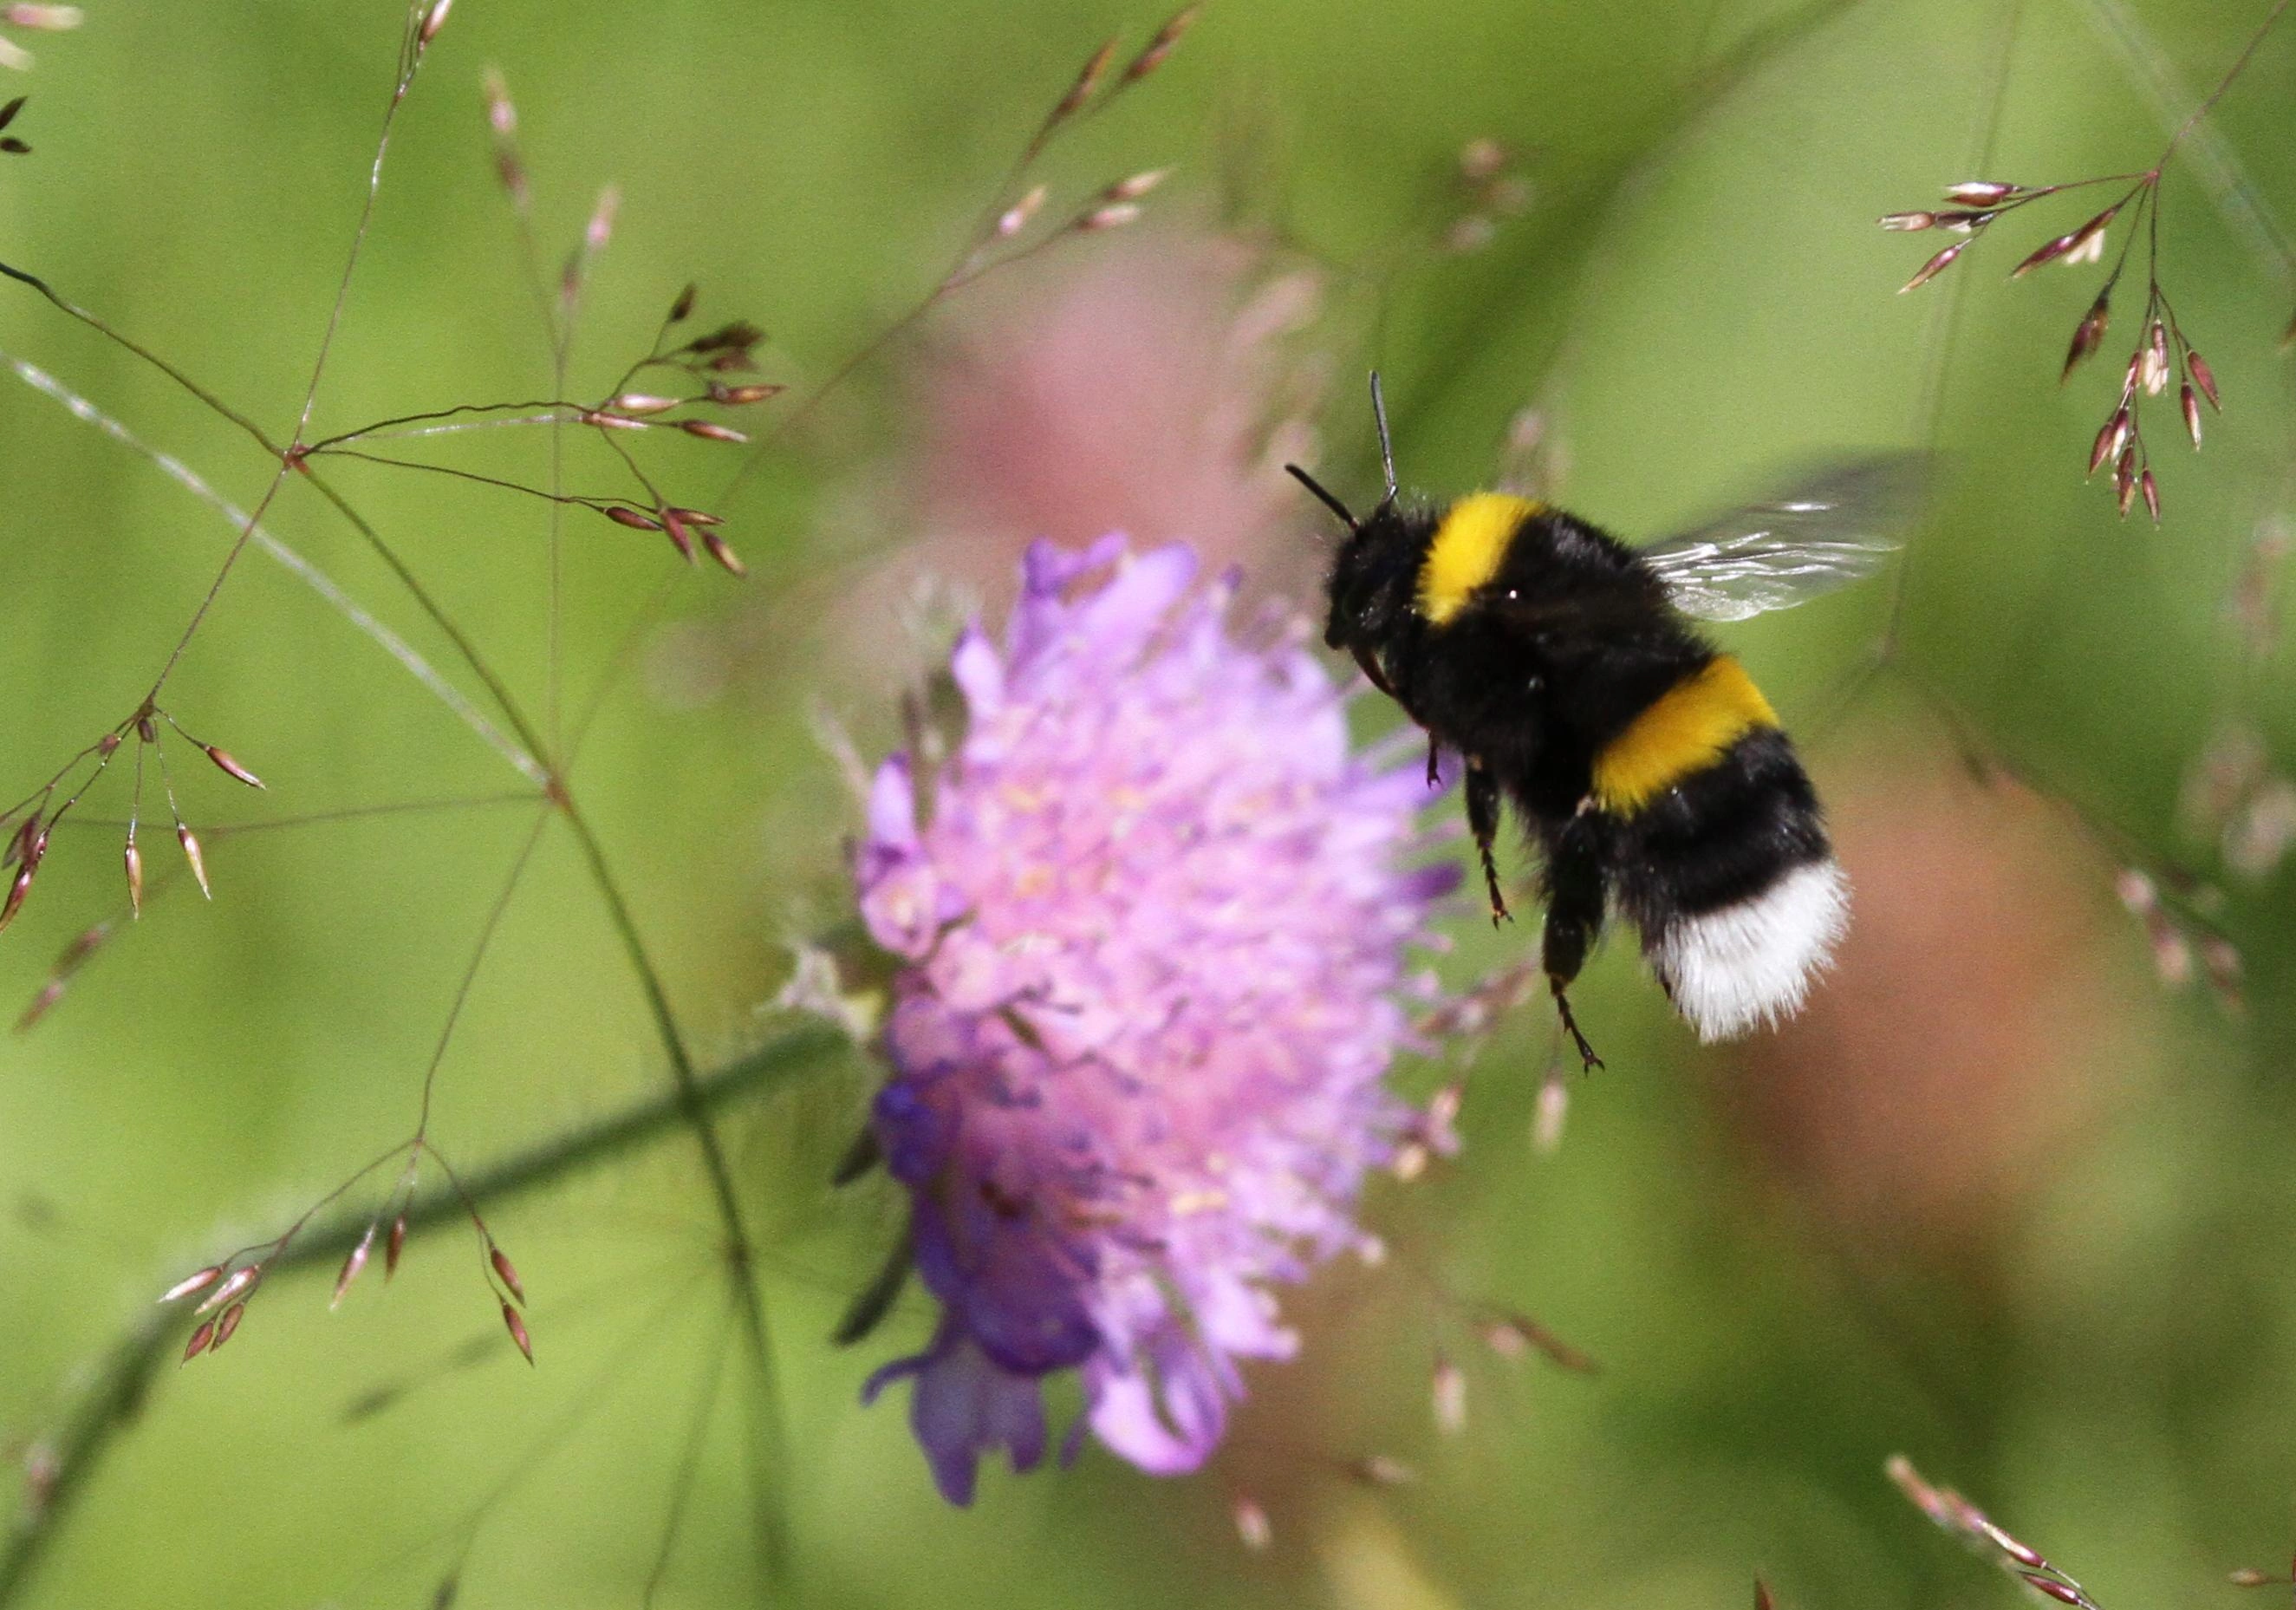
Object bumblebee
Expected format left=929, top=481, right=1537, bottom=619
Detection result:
left=1292, top=377, right=1912, bottom=1066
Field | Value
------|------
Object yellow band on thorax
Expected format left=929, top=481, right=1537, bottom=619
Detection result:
left=1415, top=492, right=1540, bottom=626
left=1592, top=655, right=1778, bottom=814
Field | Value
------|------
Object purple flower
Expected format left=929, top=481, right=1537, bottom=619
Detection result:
left=855, top=536, right=1456, bottom=1506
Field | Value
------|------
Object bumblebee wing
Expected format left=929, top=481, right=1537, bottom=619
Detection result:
left=1638, top=454, right=1922, bottom=623
left=1644, top=534, right=1897, bottom=623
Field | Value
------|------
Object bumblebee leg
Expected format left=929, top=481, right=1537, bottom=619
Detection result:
left=1541, top=819, right=1608, bottom=1073
left=1550, top=988, right=1604, bottom=1075
left=1427, top=733, right=1442, bottom=789
left=1464, top=761, right=1511, bottom=924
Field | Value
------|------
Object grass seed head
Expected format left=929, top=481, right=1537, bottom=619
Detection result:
left=1945, top=179, right=2016, bottom=205
left=204, top=746, right=264, bottom=789
left=2188, top=349, right=2221, bottom=409
left=1898, top=240, right=1966, bottom=292
left=159, top=1265, right=225, bottom=1304
left=997, top=183, right=1048, bottom=238
left=332, top=1223, right=377, bottom=1309
left=1, top=864, right=36, bottom=933
left=490, top=1244, right=524, bottom=1305
left=1123, top=6, right=1200, bottom=83
left=701, top=531, right=746, bottom=577
left=1078, top=201, right=1142, bottom=232
left=177, top=824, right=211, bottom=899
left=679, top=420, right=748, bottom=444
left=2062, top=293, right=2110, bottom=381
left=1052, top=36, right=1119, bottom=124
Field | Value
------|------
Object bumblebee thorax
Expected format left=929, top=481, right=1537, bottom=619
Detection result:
left=1415, top=492, right=1545, bottom=626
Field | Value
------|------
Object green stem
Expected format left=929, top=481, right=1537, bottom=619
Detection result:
left=296, top=458, right=787, bottom=1570
left=0, top=1020, right=854, bottom=1607
left=551, top=798, right=794, bottom=1580
left=0, top=259, right=278, bottom=453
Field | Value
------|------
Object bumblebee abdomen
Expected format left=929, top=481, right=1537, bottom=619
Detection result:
left=1590, top=655, right=1778, bottom=814
left=1597, top=665, right=1847, bottom=1041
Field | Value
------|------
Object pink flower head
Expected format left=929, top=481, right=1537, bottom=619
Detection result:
left=855, top=536, right=1456, bottom=1505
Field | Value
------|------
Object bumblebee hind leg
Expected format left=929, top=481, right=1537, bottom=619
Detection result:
left=1463, top=760, right=1511, bottom=924
left=1541, top=816, right=1608, bottom=1073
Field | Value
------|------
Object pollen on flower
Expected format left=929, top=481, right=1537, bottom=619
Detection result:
left=854, top=536, right=1457, bottom=1505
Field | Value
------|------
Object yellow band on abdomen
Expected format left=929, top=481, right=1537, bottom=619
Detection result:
left=1592, top=655, right=1779, bottom=814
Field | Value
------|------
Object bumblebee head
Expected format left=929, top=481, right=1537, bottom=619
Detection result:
left=1319, top=500, right=1422, bottom=653
left=1289, top=372, right=1418, bottom=661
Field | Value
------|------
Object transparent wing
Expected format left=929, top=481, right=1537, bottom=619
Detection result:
left=1638, top=454, right=1922, bottom=622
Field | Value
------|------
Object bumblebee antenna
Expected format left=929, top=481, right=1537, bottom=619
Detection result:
left=1369, top=371, right=1397, bottom=504
left=1285, top=463, right=1357, bottom=530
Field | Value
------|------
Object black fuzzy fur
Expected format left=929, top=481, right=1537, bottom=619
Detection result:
left=1324, top=498, right=1833, bottom=996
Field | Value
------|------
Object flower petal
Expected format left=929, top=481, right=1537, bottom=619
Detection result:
left=899, top=1326, right=1052, bottom=1507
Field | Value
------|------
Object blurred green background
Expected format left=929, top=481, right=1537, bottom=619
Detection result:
left=1, top=0, right=2293, bottom=1605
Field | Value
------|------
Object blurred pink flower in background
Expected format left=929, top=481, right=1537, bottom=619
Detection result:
left=653, top=226, right=1335, bottom=714
left=1729, top=748, right=2160, bottom=1253
left=901, top=225, right=1331, bottom=608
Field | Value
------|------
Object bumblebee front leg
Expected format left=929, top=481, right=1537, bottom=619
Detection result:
left=1463, top=760, right=1510, bottom=924
left=1541, top=818, right=1608, bottom=1073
